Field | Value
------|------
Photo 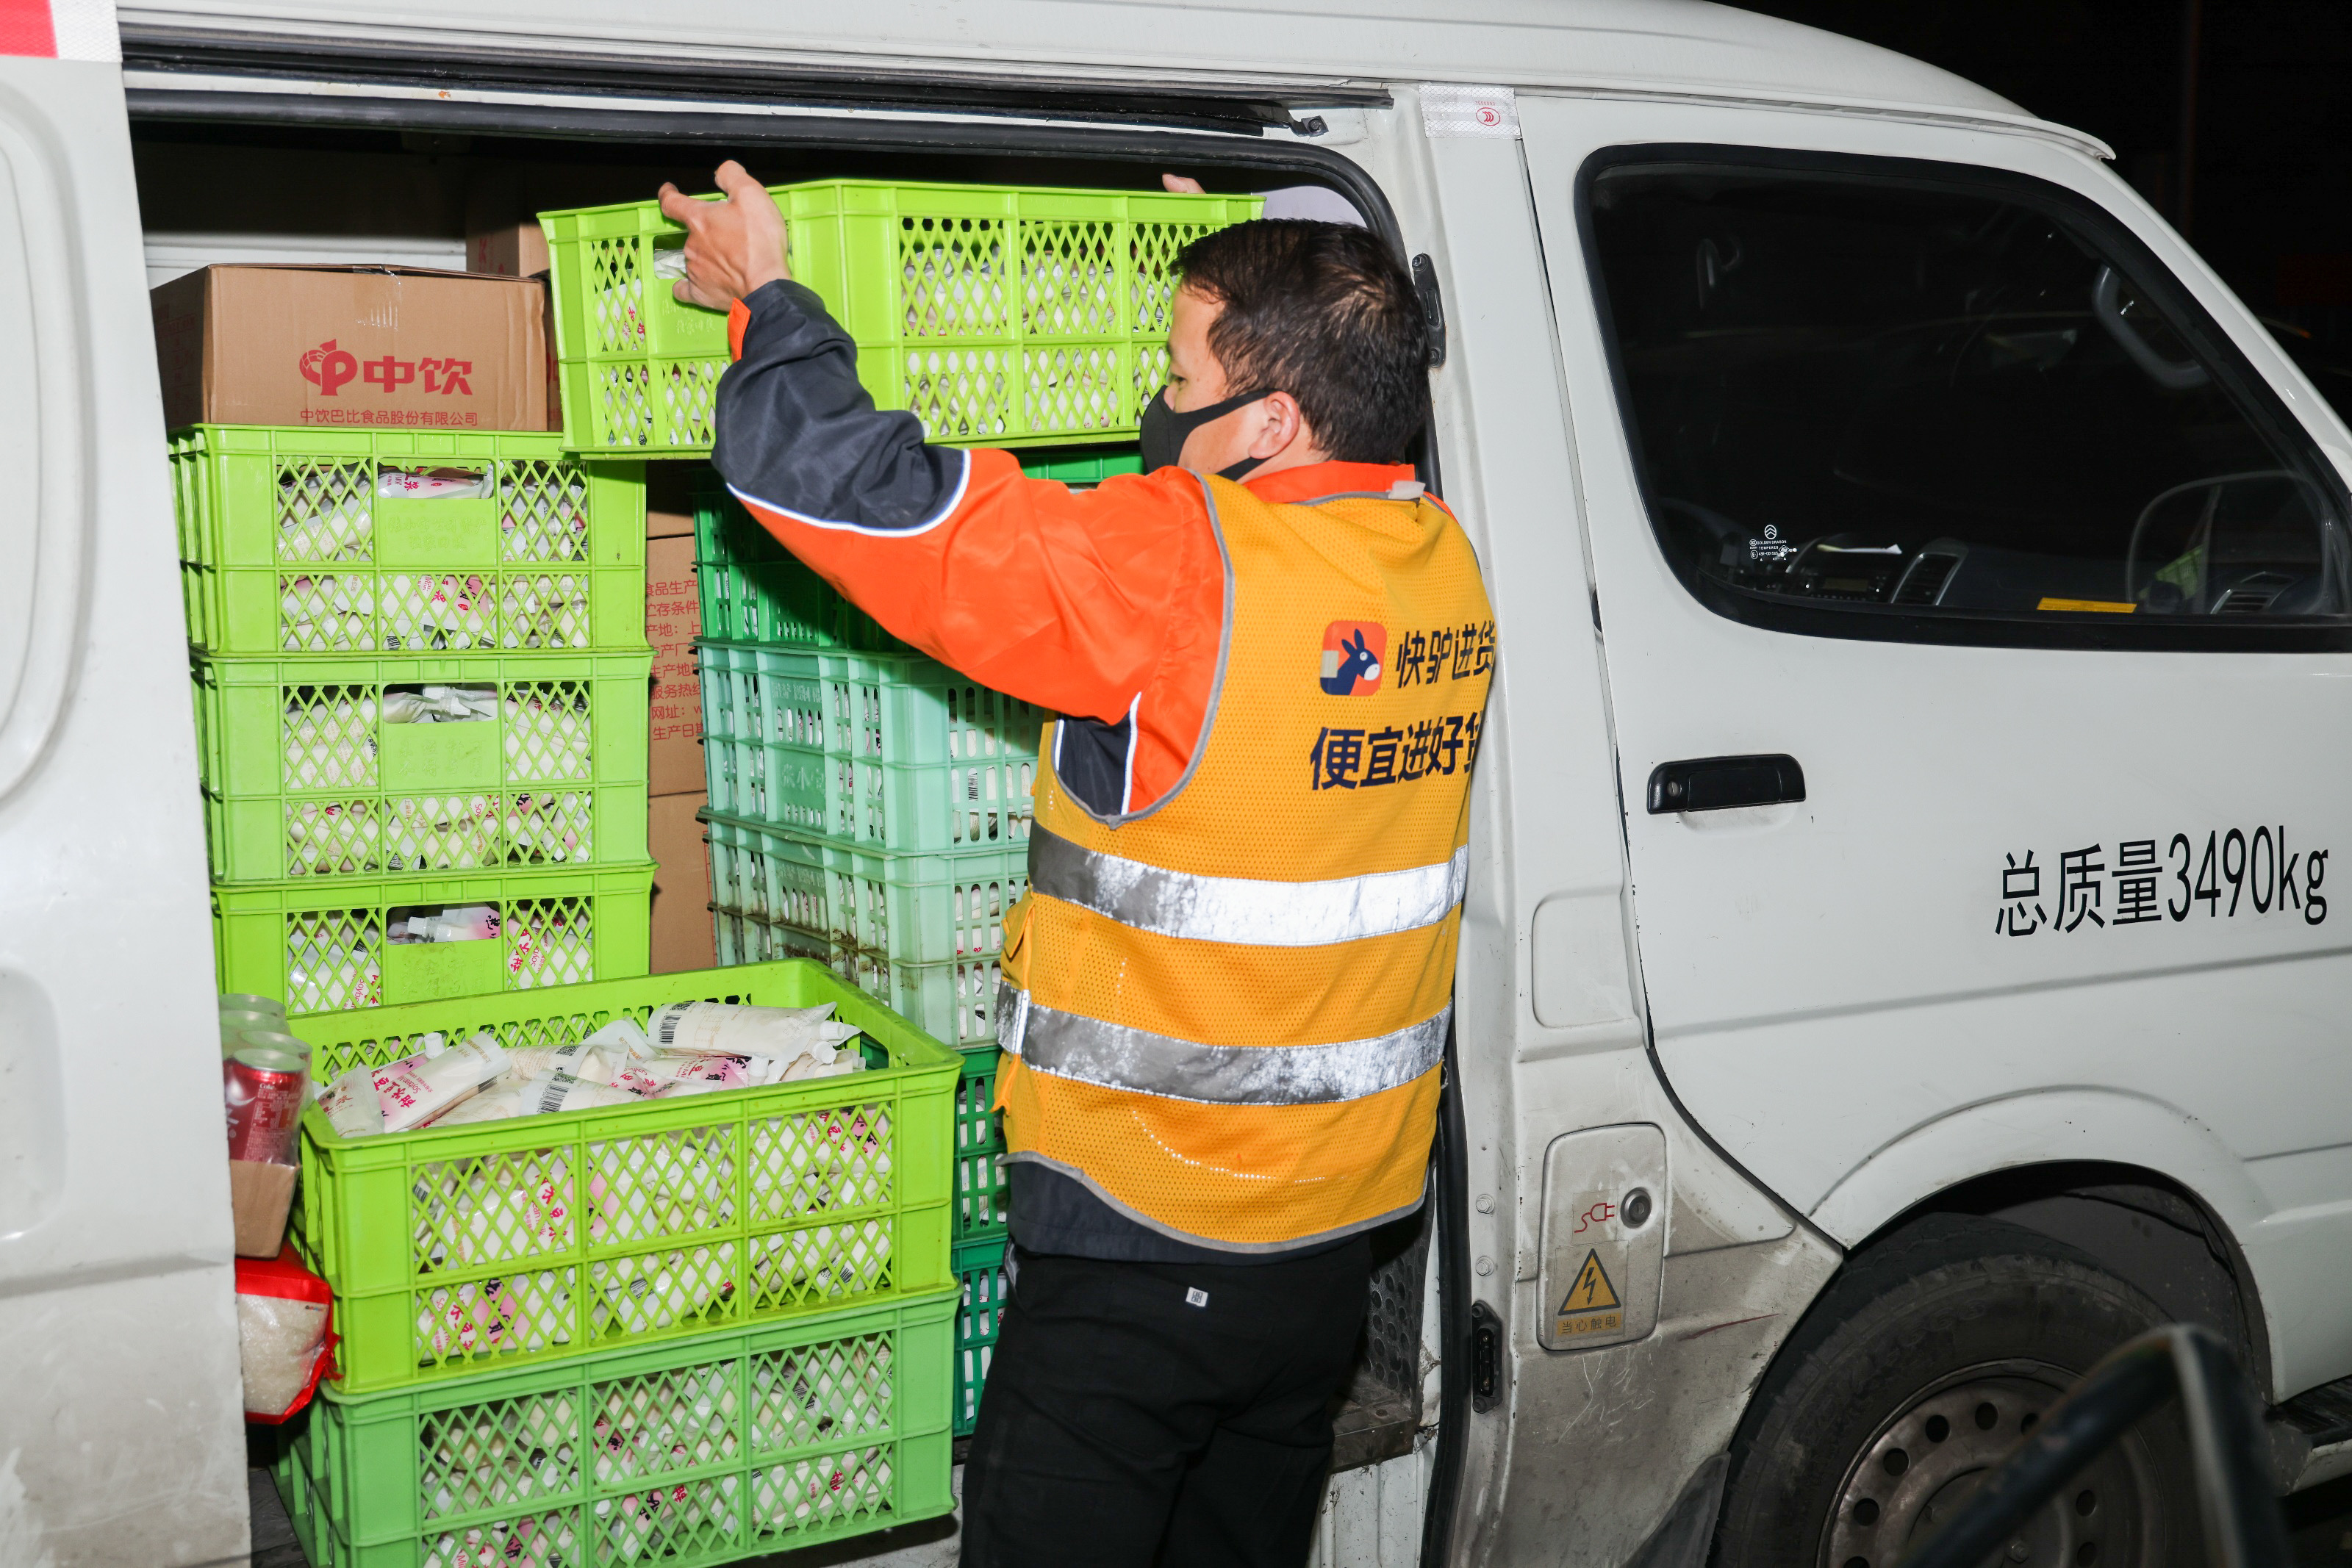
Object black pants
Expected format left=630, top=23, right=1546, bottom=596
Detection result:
left=960, top=1237, right=1374, bottom=1568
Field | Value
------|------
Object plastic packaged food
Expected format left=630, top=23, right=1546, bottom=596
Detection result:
left=379, top=684, right=498, bottom=724
left=374, top=1032, right=509, bottom=1132
left=649, top=1001, right=861, bottom=1060
left=377, top=466, right=493, bottom=501
left=391, top=903, right=501, bottom=943
left=234, top=1244, right=337, bottom=1423
left=431, top=1066, right=639, bottom=1126
left=317, top=1063, right=387, bottom=1138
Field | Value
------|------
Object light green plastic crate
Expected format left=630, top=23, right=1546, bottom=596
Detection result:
left=712, top=915, right=1002, bottom=1053
left=287, top=960, right=959, bottom=1395
left=701, top=813, right=1024, bottom=971
left=271, top=1287, right=959, bottom=1567
left=696, top=639, right=1039, bottom=854
left=540, top=181, right=1260, bottom=454
left=193, top=650, right=652, bottom=884
left=691, top=450, right=1139, bottom=647
left=215, top=861, right=656, bottom=1015
left=170, top=426, right=647, bottom=658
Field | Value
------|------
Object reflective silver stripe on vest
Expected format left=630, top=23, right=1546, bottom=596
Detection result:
left=997, top=985, right=1447, bottom=1105
left=1028, top=825, right=1469, bottom=948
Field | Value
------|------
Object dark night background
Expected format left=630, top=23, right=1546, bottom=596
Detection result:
left=1740, top=1, right=2352, bottom=395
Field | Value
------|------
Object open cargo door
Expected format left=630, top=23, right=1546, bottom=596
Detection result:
left=0, top=2, right=248, bottom=1562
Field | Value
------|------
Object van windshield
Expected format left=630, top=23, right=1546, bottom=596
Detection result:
left=1587, top=161, right=2347, bottom=624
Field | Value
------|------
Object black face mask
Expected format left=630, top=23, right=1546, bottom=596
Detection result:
left=1138, top=385, right=1275, bottom=481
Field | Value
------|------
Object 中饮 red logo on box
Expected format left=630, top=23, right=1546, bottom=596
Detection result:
left=296, top=339, right=484, bottom=426
left=299, top=338, right=476, bottom=398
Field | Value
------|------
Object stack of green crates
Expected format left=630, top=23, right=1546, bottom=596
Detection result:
left=688, top=452, right=1136, bottom=1434
left=272, top=961, right=963, bottom=1567
left=173, top=426, right=659, bottom=1011
left=539, top=180, right=1260, bottom=456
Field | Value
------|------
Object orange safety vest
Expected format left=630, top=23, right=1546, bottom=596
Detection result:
left=994, top=472, right=1494, bottom=1251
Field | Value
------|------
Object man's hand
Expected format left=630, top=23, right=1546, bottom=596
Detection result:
left=656, top=160, right=790, bottom=312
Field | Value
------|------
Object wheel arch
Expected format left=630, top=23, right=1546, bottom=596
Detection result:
left=1865, top=1162, right=2267, bottom=1398
left=1805, top=1089, right=2273, bottom=1395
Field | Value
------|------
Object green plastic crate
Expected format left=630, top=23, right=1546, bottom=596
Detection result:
left=286, top=960, right=961, bottom=1395
left=170, top=426, right=647, bottom=658
left=206, top=781, right=647, bottom=885
left=690, top=451, right=1139, bottom=649
left=712, top=915, right=1003, bottom=1052
left=216, top=860, right=654, bottom=1015
left=702, top=813, right=1023, bottom=971
left=952, top=1046, right=1007, bottom=1247
left=697, top=639, right=1039, bottom=853
left=690, top=471, right=897, bottom=651
left=540, top=181, right=1261, bottom=455
left=953, top=1238, right=1008, bottom=1439
left=1014, top=445, right=1148, bottom=485
left=193, top=650, right=652, bottom=884
left=270, top=1287, right=958, bottom=1567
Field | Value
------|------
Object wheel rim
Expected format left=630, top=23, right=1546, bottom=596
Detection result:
left=1821, top=1362, right=2165, bottom=1568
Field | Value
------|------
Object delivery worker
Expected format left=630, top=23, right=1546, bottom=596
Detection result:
left=662, top=160, right=1493, bottom=1567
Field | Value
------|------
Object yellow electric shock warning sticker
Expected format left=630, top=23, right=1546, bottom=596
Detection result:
left=1554, top=1249, right=1624, bottom=1339
left=2037, top=597, right=2137, bottom=614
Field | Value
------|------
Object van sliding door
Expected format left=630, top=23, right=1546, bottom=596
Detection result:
left=0, top=5, right=248, bottom=1562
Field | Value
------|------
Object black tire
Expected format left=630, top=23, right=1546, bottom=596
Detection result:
left=1713, top=1214, right=2198, bottom=1568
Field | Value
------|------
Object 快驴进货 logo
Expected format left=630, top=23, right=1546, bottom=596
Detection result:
left=1320, top=621, right=1386, bottom=696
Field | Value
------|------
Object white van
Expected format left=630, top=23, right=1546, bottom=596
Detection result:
left=6, top=1, right=2352, bottom=1564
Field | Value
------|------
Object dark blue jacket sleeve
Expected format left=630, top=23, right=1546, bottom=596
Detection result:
left=711, top=279, right=969, bottom=531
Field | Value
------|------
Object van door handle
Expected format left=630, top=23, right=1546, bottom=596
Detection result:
left=1646, top=754, right=1806, bottom=813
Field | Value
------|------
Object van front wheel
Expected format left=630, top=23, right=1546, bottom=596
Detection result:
left=1712, top=1215, right=2195, bottom=1568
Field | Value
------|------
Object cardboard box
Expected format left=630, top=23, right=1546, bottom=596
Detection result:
left=151, top=265, right=547, bottom=431
left=649, top=791, right=717, bottom=974
left=647, top=463, right=696, bottom=539
left=229, top=1159, right=298, bottom=1259
left=465, top=226, right=562, bottom=426
left=466, top=220, right=551, bottom=279
left=648, top=533, right=703, bottom=796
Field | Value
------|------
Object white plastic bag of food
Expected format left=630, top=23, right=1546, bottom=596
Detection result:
left=380, top=684, right=498, bottom=724
left=378, top=466, right=493, bottom=501
left=648, top=1001, right=861, bottom=1060
left=317, top=1063, right=386, bottom=1138
left=371, top=1032, right=509, bottom=1133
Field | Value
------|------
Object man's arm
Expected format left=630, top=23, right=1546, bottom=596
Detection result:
left=711, top=279, right=1213, bottom=726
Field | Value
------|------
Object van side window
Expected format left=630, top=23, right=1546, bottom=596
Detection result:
left=1584, top=154, right=2351, bottom=642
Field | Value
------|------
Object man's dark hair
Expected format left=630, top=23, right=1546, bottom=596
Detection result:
left=1175, top=219, right=1429, bottom=464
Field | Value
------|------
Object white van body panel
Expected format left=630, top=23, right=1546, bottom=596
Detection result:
left=121, top=0, right=2048, bottom=132
left=0, top=38, right=249, bottom=1568
left=23, top=0, right=2350, bottom=1558
left=1521, top=90, right=2352, bottom=1403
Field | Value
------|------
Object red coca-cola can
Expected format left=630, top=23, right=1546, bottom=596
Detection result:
left=225, top=1046, right=308, bottom=1164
